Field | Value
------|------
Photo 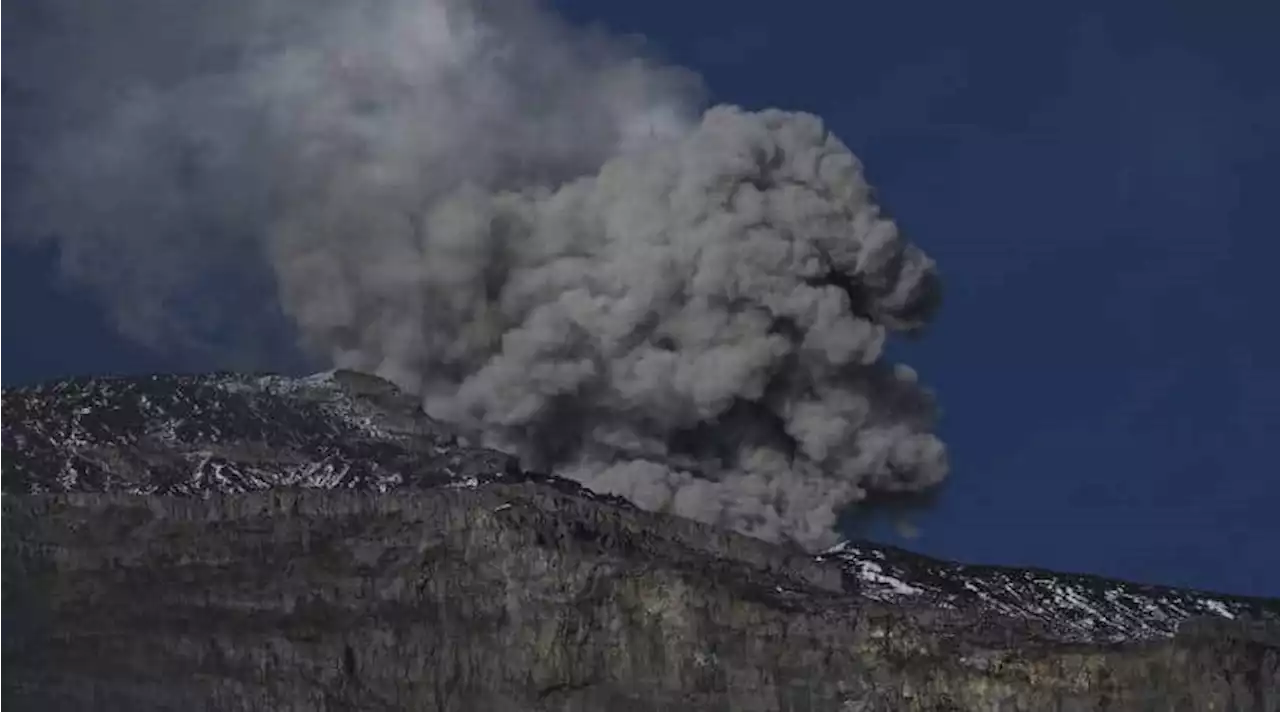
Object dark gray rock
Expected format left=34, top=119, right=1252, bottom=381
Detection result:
left=4, top=371, right=1278, bottom=711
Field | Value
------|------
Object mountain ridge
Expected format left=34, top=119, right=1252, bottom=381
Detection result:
left=4, top=370, right=1278, bottom=710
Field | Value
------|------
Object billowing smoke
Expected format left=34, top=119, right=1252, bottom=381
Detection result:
left=6, top=0, right=947, bottom=548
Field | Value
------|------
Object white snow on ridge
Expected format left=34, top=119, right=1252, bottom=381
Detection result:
left=818, top=540, right=1268, bottom=643
left=854, top=559, right=923, bottom=597
left=7, top=372, right=489, bottom=495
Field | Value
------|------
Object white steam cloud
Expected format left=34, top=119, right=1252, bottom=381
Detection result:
left=6, top=0, right=947, bottom=548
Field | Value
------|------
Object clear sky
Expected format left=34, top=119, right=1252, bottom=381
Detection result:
left=4, top=0, right=1278, bottom=596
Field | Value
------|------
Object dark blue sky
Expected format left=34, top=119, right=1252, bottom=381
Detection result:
left=5, top=0, right=1278, bottom=596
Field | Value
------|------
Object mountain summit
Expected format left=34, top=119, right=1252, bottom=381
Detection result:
left=4, top=371, right=1277, bottom=710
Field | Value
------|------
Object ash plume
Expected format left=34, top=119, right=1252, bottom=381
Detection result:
left=5, top=0, right=947, bottom=548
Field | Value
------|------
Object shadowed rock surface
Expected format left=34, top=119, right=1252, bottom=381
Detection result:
left=4, top=371, right=1279, bottom=711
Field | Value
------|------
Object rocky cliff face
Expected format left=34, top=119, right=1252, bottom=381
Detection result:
left=4, top=371, right=1279, bottom=711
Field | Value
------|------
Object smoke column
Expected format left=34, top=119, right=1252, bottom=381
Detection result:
left=6, top=0, right=947, bottom=549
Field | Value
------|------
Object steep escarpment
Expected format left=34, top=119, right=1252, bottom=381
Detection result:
left=4, top=372, right=1278, bottom=711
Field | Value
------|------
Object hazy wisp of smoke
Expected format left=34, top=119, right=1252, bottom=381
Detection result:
left=6, top=0, right=947, bottom=549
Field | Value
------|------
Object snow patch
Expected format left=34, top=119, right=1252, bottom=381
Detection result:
left=813, top=540, right=1272, bottom=643
left=855, top=560, right=923, bottom=597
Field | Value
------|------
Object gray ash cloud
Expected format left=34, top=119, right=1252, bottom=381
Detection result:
left=6, top=0, right=946, bottom=548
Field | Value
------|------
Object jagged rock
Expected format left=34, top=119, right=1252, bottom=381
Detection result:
left=4, top=372, right=1278, bottom=711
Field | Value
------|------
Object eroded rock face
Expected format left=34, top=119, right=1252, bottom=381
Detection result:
left=4, top=372, right=1278, bottom=711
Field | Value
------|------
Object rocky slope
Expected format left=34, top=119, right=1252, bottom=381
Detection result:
left=4, top=371, right=1279, bottom=711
